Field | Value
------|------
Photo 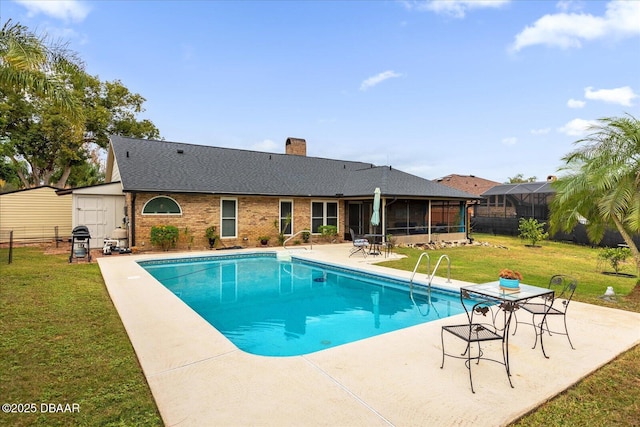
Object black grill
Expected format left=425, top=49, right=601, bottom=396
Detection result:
left=70, top=225, right=92, bottom=263
left=71, top=225, right=91, bottom=240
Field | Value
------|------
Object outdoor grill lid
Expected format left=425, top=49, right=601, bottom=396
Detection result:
left=72, top=225, right=91, bottom=239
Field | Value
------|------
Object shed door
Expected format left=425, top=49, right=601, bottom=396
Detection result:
left=76, top=196, right=106, bottom=247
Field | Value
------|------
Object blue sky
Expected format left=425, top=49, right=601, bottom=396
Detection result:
left=3, top=0, right=639, bottom=183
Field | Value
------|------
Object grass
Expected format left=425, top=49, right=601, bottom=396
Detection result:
left=0, top=247, right=162, bottom=427
left=380, top=233, right=640, bottom=426
left=1, top=234, right=639, bottom=426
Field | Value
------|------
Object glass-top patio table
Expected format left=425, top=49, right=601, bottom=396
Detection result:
left=460, top=282, right=555, bottom=362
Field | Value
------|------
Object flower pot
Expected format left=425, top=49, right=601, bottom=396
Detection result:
left=499, top=277, right=520, bottom=290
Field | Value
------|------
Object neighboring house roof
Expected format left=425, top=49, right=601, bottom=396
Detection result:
left=434, top=174, right=500, bottom=197
left=481, top=181, right=556, bottom=196
left=107, top=135, right=480, bottom=200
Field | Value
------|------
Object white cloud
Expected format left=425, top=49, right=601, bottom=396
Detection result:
left=584, top=86, right=637, bottom=106
left=501, top=137, right=517, bottom=145
left=558, top=118, right=597, bottom=136
left=556, top=1, right=584, bottom=13
left=15, top=0, right=90, bottom=22
left=359, top=70, right=403, bottom=91
left=251, top=139, right=280, bottom=152
left=510, top=0, right=640, bottom=52
left=567, top=98, right=586, bottom=108
left=531, top=128, right=551, bottom=135
left=403, top=0, right=510, bottom=19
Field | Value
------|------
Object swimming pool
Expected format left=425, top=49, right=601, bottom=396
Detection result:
left=140, top=253, right=465, bottom=356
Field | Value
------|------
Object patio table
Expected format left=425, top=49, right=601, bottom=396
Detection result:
left=460, top=282, right=555, bottom=371
left=364, top=234, right=384, bottom=256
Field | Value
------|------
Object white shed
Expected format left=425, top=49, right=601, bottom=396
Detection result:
left=60, top=182, right=126, bottom=248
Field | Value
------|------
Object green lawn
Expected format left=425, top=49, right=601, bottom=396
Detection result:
left=0, top=247, right=162, bottom=427
left=1, top=234, right=638, bottom=426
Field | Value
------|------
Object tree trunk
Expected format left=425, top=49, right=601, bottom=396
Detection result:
left=56, top=166, right=72, bottom=188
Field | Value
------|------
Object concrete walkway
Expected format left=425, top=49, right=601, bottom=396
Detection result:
left=98, top=244, right=640, bottom=426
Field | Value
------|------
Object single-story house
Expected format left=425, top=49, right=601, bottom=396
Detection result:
left=105, top=135, right=480, bottom=250
left=0, top=185, right=72, bottom=244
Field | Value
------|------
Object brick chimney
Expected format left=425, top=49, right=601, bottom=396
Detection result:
left=285, top=137, right=306, bottom=156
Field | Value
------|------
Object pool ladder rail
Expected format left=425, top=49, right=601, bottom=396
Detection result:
left=282, top=229, right=313, bottom=251
left=409, top=253, right=451, bottom=307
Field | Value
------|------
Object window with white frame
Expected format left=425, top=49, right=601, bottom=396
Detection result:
left=311, top=201, right=338, bottom=233
left=142, top=196, right=182, bottom=215
left=221, top=198, right=237, bottom=238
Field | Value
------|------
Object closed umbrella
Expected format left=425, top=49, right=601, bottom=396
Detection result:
left=371, top=187, right=381, bottom=228
left=370, top=187, right=381, bottom=254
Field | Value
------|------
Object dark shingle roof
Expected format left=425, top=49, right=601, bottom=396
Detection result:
left=109, top=135, right=479, bottom=200
left=482, top=182, right=555, bottom=196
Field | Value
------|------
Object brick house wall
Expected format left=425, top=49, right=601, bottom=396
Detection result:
left=127, top=192, right=345, bottom=251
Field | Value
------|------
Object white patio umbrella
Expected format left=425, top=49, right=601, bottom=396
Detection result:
left=371, top=187, right=381, bottom=229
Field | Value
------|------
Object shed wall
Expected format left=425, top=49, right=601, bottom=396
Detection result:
left=0, top=187, right=72, bottom=243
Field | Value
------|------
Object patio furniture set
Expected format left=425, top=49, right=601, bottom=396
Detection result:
left=441, top=275, right=578, bottom=393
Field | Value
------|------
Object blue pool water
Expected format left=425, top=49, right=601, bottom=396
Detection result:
left=140, top=253, right=465, bottom=356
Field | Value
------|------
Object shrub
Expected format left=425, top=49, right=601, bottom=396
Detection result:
left=599, top=247, right=632, bottom=275
left=150, top=225, right=179, bottom=251
left=318, top=225, right=338, bottom=241
left=518, top=218, right=549, bottom=246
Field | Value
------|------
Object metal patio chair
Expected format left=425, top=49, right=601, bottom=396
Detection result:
left=349, top=228, right=369, bottom=257
left=441, top=292, right=514, bottom=393
left=512, top=274, right=578, bottom=354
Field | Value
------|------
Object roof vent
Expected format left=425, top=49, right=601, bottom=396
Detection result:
left=177, top=149, right=184, bottom=154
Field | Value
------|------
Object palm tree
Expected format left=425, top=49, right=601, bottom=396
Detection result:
left=0, top=19, right=82, bottom=119
left=550, top=114, right=640, bottom=275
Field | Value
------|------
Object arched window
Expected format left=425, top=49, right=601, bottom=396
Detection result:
left=142, top=196, right=182, bottom=215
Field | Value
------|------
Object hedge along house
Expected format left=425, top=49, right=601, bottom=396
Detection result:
left=105, top=135, right=479, bottom=250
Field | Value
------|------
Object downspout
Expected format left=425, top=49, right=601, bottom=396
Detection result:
left=130, top=192, right=136, bottom=247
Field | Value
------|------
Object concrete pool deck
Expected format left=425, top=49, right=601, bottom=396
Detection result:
left=98, top=244, right=640, bottom=427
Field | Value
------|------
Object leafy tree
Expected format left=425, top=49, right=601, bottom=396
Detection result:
left=518, top=217, right=549, bottom=246
left=0, top=19, right=82, bottom=121
left=550, top=114, right=640, bottom=275
left=1, top=20, right=159, bottom=189
left=0, top=156, right=23, bottom=192
left=507, top=173, right=537, bottom=183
